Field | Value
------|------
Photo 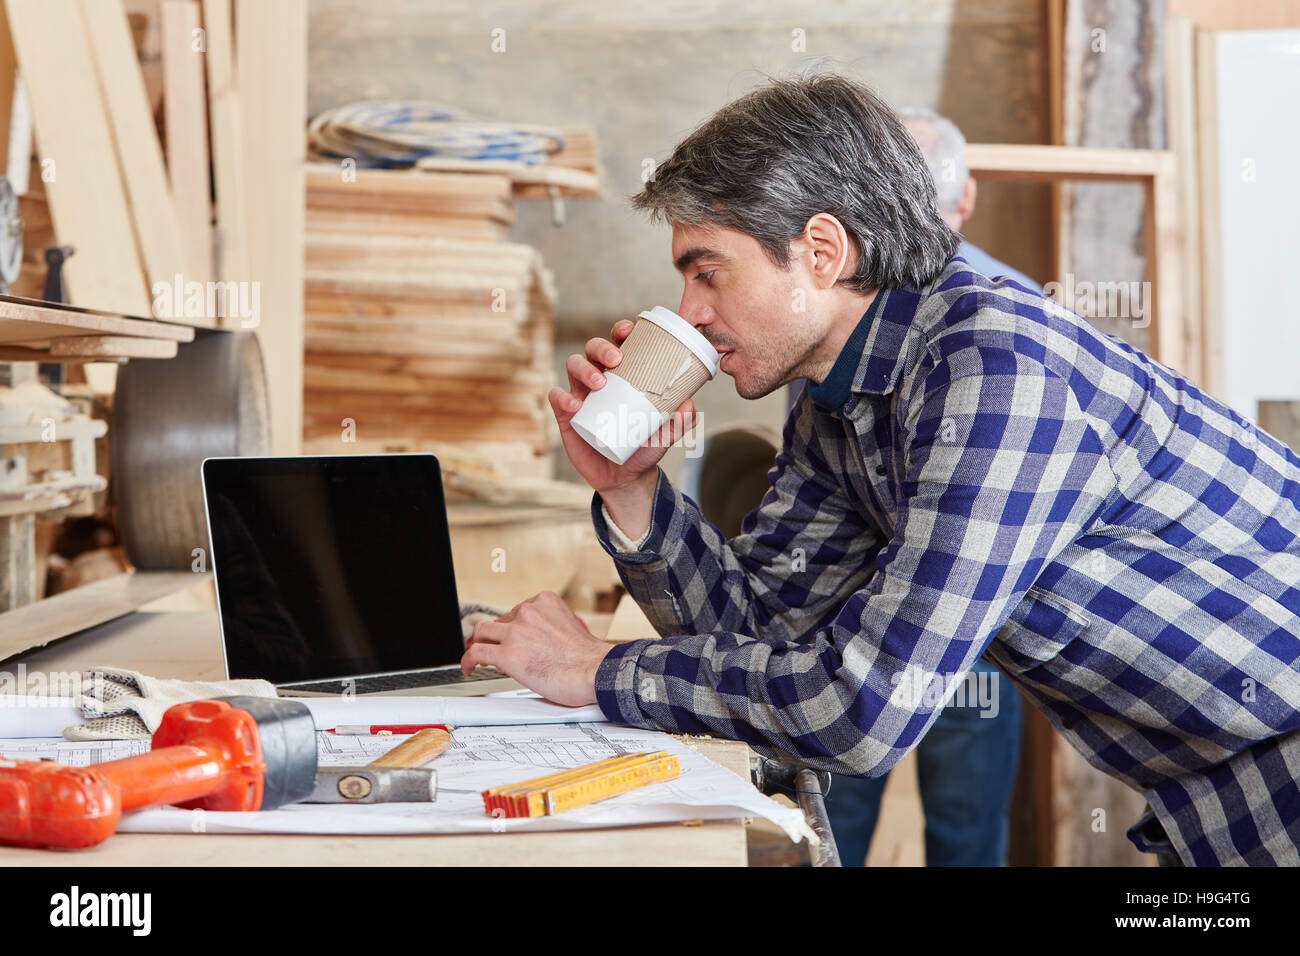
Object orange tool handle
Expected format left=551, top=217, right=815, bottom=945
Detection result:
left=96, top=743, right=253, bottom=813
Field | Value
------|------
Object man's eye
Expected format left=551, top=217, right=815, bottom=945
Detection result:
left=694, top=270, right=716, bottom=286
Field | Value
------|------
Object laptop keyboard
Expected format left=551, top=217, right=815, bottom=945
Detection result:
left=281, top=666, right=508, bottom=695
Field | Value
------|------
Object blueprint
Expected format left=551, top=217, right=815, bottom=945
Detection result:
left=0, top=695, right=606, bottom=738
left=0, top=723, right=814, bottom=843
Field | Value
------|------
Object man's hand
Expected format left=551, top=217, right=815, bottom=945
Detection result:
left=461, top=591, right=612, bottom=707
left=548, top=319, right=698, bottom=541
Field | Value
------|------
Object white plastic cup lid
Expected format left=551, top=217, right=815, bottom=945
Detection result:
left=636, top=307, right=720, bottom=378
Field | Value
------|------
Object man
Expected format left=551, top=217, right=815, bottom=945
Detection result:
left=899, top=107, right=1039, bottom=292
left=462, top=74, right=1300, bottom=866
left=815, top=108, right=1034, bottom=867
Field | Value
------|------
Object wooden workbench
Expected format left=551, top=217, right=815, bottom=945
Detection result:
left=0, top=606, right=755, bottom=866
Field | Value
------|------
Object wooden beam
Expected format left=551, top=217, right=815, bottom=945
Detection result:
left=1165, top=11, right=1206, bottom=392
left=964, top=143, right=1185, bottom=377
left=201, top=0, right=248, bottom=290
left=1195, top=27, right=1226, bottom=399
left=0, top=0, right=16, bottom=181
left=4, top=0, right=151, bottom=316
left=965, top=143, right=1174, bottom=183
left=79, top=0, right=198, bottom=318
left=162, top=0, right=213, bottom=285
left=237, top=0, right=306, bottom=454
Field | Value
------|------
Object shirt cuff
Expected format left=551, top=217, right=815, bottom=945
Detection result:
left=594, top=639, right=651, bottom=725
left=600, top=502, right=651, bottom=552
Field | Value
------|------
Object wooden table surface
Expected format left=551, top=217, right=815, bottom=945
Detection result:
left=0, top=607, right=755, bottom=866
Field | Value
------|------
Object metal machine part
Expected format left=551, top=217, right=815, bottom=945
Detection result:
left=112, top=328, right=271, bottom=569
left=752, top=756, right=842, bottom=867
left=0, top=177, right=22, bottom=294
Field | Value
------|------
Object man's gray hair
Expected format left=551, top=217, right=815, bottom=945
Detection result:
left=898, top=107, right=969, bottom=214
left=630, top=74, right=960, bottom=291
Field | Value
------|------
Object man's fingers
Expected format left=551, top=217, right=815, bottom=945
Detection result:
left=610, top=319, right=635, bottom=347
left=549, top=386, right=582, bottom=423
left=586, top=336, right=623, bottom=371
left=471, top=620, right=511, bottom=644
left=461, top=641, right=507, bottom=676
left=568, top=352, right=610, bottom=394
left=650, top=400, right=698, bottom=449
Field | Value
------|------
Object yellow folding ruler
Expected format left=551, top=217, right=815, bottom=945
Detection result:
left=482, top=751, right=681, bottom=818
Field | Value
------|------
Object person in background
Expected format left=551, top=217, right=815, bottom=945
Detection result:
left=899, top=107, right=1039, bottom=291
left=822, top=108, right=1035, bottom=867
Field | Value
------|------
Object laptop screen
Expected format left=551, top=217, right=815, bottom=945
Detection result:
left=202, top=455, right=464, bottom=684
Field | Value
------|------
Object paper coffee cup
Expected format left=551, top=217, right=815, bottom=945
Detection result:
left=570, top=306, right=719, bottom=464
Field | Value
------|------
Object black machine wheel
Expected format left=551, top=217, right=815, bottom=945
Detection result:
left=112, top=329, right=271, bottom=570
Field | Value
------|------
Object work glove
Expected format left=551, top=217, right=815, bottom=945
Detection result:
left=63, top=667, right=279, bottom=741
left=460, top=601, right=507, bottom=646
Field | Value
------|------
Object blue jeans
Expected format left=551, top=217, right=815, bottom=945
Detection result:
left=827, top=658, right=1022, bottom=866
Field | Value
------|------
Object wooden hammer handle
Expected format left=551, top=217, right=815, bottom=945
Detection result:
left=367, top=728, right=452, bottom=768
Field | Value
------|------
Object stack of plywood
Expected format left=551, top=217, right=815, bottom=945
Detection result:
left=302, top=171, right=557, bottom=456
left=306, top=166, right=516, bottom=241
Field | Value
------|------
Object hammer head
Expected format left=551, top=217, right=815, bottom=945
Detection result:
left=151, top=695, right=317, bottom=811
left=307, top=767, right=437, bottom=804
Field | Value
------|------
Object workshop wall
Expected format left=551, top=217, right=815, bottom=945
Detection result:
left=308, top=0, right=1054, bottom=479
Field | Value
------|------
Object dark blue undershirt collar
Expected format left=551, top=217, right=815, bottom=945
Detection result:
left=807, top=291, right=883, bottom=411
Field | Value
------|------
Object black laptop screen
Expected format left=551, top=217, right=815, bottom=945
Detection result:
left=203, top=455, right=463, bottom=683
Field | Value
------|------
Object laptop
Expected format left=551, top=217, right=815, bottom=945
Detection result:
left=201, top=454, right=520, bottom=697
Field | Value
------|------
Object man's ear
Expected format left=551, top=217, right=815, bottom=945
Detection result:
left=956, top=176, right=977, bottom=224
left=801, top=213, right=854, bottom=289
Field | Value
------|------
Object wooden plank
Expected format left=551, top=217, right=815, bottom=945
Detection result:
left=201, top=0, right=248, bottom=288
left=964, top=143, right=1173, bottom=182
left=0, top=571, right=207, bottom=661
left=4, top=0, right=152, bottom=316
left=79, top=0, right=196, bottom=315
left=1195, top=27, right=1226, bottom=400
left=237, top=0, right=305, bottom=454
left=413, top=156, right=599, bottom=198
left=0, top=0, right=16, bottom=179
left=1165, top=11, right=1205, bottom=389
left=305, top=164, right=513, bottom=199
left=49, top=336, right=178, bottom=358
left=1166, top=0, right=1300, bottom=30
left=162, top=0, right=212, bottom=284
left=1143, top=155, right=1184, bottom=373
left=0, top=295, right=195, bottom=345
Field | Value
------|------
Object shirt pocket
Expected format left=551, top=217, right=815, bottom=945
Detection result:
left=991, top=586, right=1092, bottom=673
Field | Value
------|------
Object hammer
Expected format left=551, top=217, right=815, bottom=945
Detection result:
left=0, top=696, right=318, bottom=849
left=307, top=728, right=450, bottom=804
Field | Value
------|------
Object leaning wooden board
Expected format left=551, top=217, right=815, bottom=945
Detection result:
left=79, top=0, right=196, bottom=305
left=3, top=0, right=152, bottom=317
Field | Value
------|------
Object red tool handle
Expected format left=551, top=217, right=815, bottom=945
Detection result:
left=0, top=699, right=269, bottom=849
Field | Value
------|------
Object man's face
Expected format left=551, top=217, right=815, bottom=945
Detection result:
left=670, top=221, right=824, bottom=399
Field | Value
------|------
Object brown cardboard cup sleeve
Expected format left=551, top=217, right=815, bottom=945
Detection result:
left=569, top=307, right=720, bottom=464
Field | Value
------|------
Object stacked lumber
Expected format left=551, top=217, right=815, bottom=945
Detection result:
left=415, top=127, right=603, bottom=199
left=302, top=206, right=557, bottom=454
left=306, top=166, right=515, bottom=241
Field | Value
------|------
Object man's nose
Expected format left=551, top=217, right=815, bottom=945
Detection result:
left=676, top=297, right=713, bottom=332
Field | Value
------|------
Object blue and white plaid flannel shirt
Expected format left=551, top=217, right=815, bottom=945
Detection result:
left=590, top=258, right=1300, bottom=866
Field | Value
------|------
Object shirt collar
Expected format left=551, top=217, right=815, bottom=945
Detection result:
left=804, top=279, right=928, bottom=411
left=806, top=291, right=883, bottom=411
left=805, top=258, right=974, bottom=410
